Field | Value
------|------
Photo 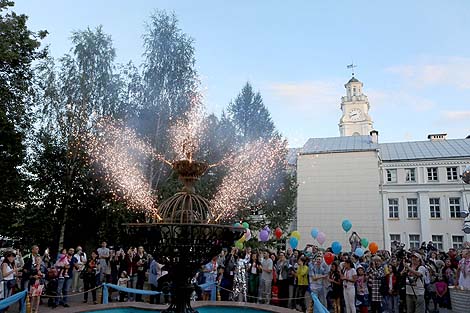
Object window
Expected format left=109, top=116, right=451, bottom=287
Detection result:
left=387, top=169, right=397, bottom=183
left=407, top=198, right=418, bottom=218
left=447, top=167, right=458, bottom=181
left=405, top=168, right=416, bottom=182
left=452, top=235, right=464, bottom=249
left=388, top=199, right=399, bottom=218
left=429, top=198, right=441, bottom=218
left=390, top=234, right=401, bottom=242
left=432, top=235, right=443, bottom=251
left=409, top=234, right=421, bottom=250
left=449, top=198, right=462, bottom=218
left=427, top=167, right=438, bottom=181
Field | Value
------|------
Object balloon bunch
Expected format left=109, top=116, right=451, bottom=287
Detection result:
left=310, top=227, right=326, bottom=245
left=234, top=222, right=250, bottom=249
left=289, top=230, right=300, bottom=249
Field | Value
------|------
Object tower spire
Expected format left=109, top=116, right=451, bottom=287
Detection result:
left=347, top=62, right=357, bottom=77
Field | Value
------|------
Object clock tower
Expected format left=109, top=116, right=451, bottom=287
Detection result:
left=338, top=76, right=373, bottom=136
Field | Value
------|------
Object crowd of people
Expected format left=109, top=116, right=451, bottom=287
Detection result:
left=1, top=240, right=470, bottom=313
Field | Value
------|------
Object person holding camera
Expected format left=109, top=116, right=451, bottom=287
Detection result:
left=403, top=252, right=426, bottom=313
left=72, top=246, right=87, bottom=292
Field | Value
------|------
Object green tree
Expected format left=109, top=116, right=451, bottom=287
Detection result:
left=0, top=0, right=46, bottom=235
left=227, top=82, right=276, bottom=143
left=138, top=10, right=199, bottom=194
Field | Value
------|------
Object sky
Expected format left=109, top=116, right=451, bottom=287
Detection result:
left=13, top=0, right=470, bottom=147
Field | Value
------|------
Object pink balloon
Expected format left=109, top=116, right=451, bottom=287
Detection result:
left=317, top=231, right=326, bottom=245
left=245, top=229, right=252, bottom=240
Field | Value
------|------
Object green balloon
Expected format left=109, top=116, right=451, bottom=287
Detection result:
left=361, top=238, right=369, bottom=248
left=242, top=222, right=249, bottom=229
left=235, top=241, right=244, bottom=249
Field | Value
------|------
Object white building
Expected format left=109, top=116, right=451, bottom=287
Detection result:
left=296, top=76, right=470, bottom=252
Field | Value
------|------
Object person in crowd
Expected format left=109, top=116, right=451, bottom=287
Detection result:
left=328, top=261, right=342, bottom=313
left=220, top=247, right=237, bottom=301
left=308, top=255, right=328, bottom=311
left=356, top=265, right=369, bottom=313
left=1, top=251, right=18, bottom=303
left=21, top=245, right=40, bottom=290
left=135, top=246, right=148, bottom=301
left=404, top=252, right=426, bottom=313
left=287, top=252, right=297, bottom=310
left=275, top=251, right=289, bottom=307
left=55, top=247, right=77, bottom=307
left=295, top=256, right=309, bottom=312
left=148, top=258, right=160, bottom=304
left=435, top=275, right=450, bottom=310
left=258, top=250, right=273, bottom=304
left=124, top=247, right=137, bottom=301
left=29, top=255, right=47, bottom=313
left=82, top=250, right=99, bottom=304
left=456, top=248, right=470, bottom=289
left=341, top=259, right=357, bottom=313
left=97, top=241, right=110, bottom=284
left=384, top=258, right=400, bottom=313
left=442, top=258, right=456, bottom=286
left=367, top=255, right=385, bottom=313
left=72, top=246, right=87, bottom=293
left=247, top=251, right=261, bottom=303
left=202, top=255, right=218, bottom=301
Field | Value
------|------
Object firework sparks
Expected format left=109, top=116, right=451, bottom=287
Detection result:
left=169, top=97, right=206, bottom=162
left=210, top=137, right=287, bottom=222
left=88, top=119, right=159, bottom=216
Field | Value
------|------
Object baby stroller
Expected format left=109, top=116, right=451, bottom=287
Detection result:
left=45, top=268, right=58, bottom=308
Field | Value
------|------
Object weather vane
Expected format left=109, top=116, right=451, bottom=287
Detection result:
left=347, top=62, right=357, bottom=76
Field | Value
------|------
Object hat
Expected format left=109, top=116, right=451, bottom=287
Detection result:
left=411, top=252, right=422, bottom=260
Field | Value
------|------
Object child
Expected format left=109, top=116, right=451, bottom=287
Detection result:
left=55, top=254, right=69, bottom=278
left=118, top=271, right=130, bottom=302
left=435, top=275, right=450, bottom=309
left=356, top=265, right=369, bottom=313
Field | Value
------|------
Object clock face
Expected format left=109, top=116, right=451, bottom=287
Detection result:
left=349, top=109, right=362, bottom=121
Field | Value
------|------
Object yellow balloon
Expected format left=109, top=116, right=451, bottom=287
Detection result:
left=291, top=231, right=301, bottom=240
left=238, top=234, right=246, bottom=243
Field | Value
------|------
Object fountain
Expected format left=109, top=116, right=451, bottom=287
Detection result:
left=125, top=158, right=244, bottom=313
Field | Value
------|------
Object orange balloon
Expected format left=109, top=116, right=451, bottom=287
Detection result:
left=369, top=242, right=379, bottom=254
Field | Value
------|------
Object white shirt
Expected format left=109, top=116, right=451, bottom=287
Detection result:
left=343, top=268, right=356, bottom=288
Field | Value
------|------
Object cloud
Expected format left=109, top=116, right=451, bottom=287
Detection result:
left=386, top=57, right=470, bottom=89
left=263, top=80, right=342, bottom=114
left=368, top=89, right=436, bottom=112
left=442, top=110, right=470, bottom=121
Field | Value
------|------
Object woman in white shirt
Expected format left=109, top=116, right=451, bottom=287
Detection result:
left=1, top=251, right=18, bottom=300
left=341, top=259, right=357, bottom=313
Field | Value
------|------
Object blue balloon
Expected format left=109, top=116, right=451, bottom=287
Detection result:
left=331, top=241, right=342, bottom=254
left=342, top=219, right=352, bottom=232
left=289, top=237, right=299, bottom=249
left=311, top=228, right=319, bottom=239
left=355, top=247, right=364, bottom=257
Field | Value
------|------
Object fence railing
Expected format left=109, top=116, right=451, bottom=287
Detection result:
left=0, top=289, right=27, bottom=313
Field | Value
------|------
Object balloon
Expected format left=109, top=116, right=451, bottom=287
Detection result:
left=235, top=241, right=244, bottom=249
left=324, top=252, right=334, bottom=265
left=274, top=227, right=282, bottom=239
left=311, top=228, right=319, bottom=239
left=242, top=222, right=249, bottom=229
left=317, top=232, right=326, bottom=245
left=259, top=230, right=269, bottom=242
left=361, top=238, right=369, bottom=248
left=234, top=222, right=241, bottom=228
left=238, top=234, right=246, bottom=243
left=245, top=229, right=251, bottom=240
left=355, top=247, right=364, bottom=257
left=289, top=237, right=298, bottom=249
left=291, top=231, right=301, bottom=240
left=331, top=241, right=342, bottom=254
left=342, top=219, right=352, bottom=232
left=369, top=242, right=379, bottom=254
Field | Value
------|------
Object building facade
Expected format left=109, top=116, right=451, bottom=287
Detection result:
left=295, top=76, right=470, bottom=252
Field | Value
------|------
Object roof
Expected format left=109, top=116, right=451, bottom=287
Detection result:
left=347, top=77, right=360, bottom=83
left=379, top=139, right=470, bottom=161
left=299, top=135, right=470, bottom=161
left=301, top=135, right=378, bottom=154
